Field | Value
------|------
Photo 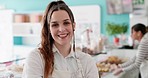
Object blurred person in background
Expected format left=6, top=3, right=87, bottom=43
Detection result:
left=112, top=23, right=148, bottom=78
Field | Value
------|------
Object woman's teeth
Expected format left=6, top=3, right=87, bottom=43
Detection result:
left=58, top=34, right=68, bottom=38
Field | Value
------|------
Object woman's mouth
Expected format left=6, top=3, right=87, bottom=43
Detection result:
left=58, top=33, right=68, bottom=39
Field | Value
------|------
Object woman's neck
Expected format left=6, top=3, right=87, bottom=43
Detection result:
left=54, top=43, right=71, bottom=57
left=138, top=35, right=143, bottom=42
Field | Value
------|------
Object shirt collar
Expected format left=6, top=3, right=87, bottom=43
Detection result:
left=52, top=44, right=75, bottom=58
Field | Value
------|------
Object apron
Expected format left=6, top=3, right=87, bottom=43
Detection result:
left=51, top=58, right=85, bottom=78
left=140, top=59, right=148, bottom=78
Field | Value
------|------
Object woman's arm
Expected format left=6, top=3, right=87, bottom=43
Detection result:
left=122, top=33, right=148, bottom=72
left=119, top=56, right=136, bottom=68
left=22, top=49, right=44, bottom=78
left=114, top=33, right=148, bottom=75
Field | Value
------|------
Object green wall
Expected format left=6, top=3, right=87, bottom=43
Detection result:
left=0, top=0, right=130, bottom=44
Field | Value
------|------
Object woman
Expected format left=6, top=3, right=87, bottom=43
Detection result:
left=113, top=23, right=148, bottom=78
left=22, top=0, right=99, bottom=78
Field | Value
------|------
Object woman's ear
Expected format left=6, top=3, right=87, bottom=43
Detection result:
left=138, top=31, right=142, bottom=36
left=73, top=22, right=76, bottom=31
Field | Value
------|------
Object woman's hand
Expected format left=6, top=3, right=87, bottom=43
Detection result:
left=110, top=64, right=119, bottom=72
left=113, top=68, right=123, bottom=76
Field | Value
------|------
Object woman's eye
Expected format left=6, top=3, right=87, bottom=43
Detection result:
left=51, top=24, right=58, bottom=27
left=64, top=22, right=70, bottom=26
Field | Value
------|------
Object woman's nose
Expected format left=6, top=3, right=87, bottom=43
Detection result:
left=59, top=26, right=65, bottom=32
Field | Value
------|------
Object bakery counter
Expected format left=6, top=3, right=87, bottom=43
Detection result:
left=92, top=49, right=139, bottom=78
left=0, top=64, right=23, bottom=78
left=100, top=70, right=139, bottom=78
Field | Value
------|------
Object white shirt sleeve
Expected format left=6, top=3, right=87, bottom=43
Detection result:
left=22, top=49, right=44, bottom=78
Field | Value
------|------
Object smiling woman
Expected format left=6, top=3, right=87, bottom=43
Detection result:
left=22, top=1, right=99, bottom=78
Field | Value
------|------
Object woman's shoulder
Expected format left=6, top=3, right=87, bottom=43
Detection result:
left=143, top=32, right=148, bottom=38
left=138, top=33, right=148, bottom=50
left=26, top=48, right=44, bottom=64
left=27, top=48, right=41, bottom=58
left=144, top=32, right=148, bottom=37
left=141, top=33, right=148, bottom=43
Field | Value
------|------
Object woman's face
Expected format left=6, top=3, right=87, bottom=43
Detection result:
left=131, top=29, right=140, bottom=40
left=49, top=10, right=75, bottom=46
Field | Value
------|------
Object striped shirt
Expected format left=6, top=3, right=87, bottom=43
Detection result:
left=120, top=33, right=148, bottom=72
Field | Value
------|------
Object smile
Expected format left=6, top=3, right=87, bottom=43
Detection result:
left=58, top=33, right=69, bottom=39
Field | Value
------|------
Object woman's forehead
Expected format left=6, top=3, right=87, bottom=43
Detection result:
left=50, top=10, right=70, bottom=22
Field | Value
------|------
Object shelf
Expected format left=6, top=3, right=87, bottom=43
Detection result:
left=13, top=22, right=41, bottom=46
left=13, top=23, right=41, bottom=37
left=13, top=34, right=40, bottom=37
left=13, top=22, right=41, bottom=26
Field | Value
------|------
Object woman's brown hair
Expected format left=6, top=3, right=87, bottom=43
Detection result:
left=132, top=23, right=147, bottom=36
left=39, top=1, right=75, bottom=78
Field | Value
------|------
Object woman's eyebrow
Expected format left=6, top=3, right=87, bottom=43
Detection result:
left=63, top=19, right=70, bottom=21
left=50, top=19, right=70, bottom=23
left=50, top=21, right=57, bottom=24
